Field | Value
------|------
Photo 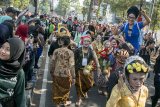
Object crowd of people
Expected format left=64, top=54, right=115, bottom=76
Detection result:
left=0, top=5, right=160, bottom=107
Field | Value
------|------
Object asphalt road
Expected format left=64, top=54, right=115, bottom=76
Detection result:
left=30, top=45, right=159, bottom=107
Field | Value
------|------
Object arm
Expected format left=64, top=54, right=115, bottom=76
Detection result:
left=141, top=10, right=151, bottom=26
left=106, top=85, right=121, bottom=107
left=69, top=52, right=75, bottom=79
left=14, top=70, right=26, bottom=107
left=91, top=48, right=101, bottom=73
left=50, top=50, right=56, bottom=75
left=48, top=42, right=55, bottom=57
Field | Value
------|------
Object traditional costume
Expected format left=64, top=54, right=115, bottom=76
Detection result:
left=75, top=35, right=100, bottom=105
left=50, top=28, right=75, bottom=105
left=106, top=56, right=149, bottom=107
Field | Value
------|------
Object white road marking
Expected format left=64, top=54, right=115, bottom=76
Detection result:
left=39, top=46, right=49, bottom=107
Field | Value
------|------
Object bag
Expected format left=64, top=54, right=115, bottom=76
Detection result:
left=97, top=73, right=108, bottom=87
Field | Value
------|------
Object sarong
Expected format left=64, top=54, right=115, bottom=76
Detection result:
left=75, top=69, right=94, bottom=98
left=52, top=76, right=72, bottom=104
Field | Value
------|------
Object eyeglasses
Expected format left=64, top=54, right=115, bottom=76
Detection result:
left=128, top=16, right=136, bottom=20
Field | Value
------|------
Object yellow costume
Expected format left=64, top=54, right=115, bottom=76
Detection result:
left=106, top=82, right=148, bottom=107
left=92, top=40, right=103, bottom=59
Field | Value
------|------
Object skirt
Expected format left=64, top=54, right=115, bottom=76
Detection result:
left=52, top=76, right=72, bottom=104
left=75, top=69, right=94, bottom=98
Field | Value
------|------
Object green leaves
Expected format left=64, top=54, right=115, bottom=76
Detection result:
left=55, top=0, right=71, bottom=16
left=108, top=0, right=139, bottom=17
left=11, top=0, right=29, bottom=9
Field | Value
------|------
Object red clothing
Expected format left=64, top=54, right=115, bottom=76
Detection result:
left=15, top=24, right=29, bottom=42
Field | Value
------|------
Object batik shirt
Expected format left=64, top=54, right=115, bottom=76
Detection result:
left=51, top=47, right=75, bottom=77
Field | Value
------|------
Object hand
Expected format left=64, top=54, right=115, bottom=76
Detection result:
left=140, top=9, right=146, bottom=16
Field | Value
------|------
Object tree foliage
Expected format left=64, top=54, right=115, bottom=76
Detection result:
left=70, top=0, right=82, bottom=14
left=150, top=0, right=160, bottom=31
left=55, top=0, right=76, bottom=16
left=11, top=0, right=29, bottom=10
left=0, top=0, right=29, bottom=9
left=39, top=1, right=50, bottom=14
left=108, top=0, right=140, bottom=17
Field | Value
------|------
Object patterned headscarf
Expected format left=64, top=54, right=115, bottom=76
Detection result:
left=80, top=35, right=91, bottom=45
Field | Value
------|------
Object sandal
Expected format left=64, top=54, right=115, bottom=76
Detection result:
left=98, top=90, right=103, bottom=95
left=64, top=101, right=71, bottom=106
left=102, top=91, right=108, bottom=96
left=75, top=99, right=82, bottom=106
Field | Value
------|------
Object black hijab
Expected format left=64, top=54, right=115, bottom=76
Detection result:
left=0, top=38, right=25, bottom=78
left=0, top=24, right=10, bottom=46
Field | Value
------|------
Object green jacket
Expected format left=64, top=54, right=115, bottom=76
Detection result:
left=49, top=24, right=55, bottom=34
left=0, top=69, right=26, bottom=107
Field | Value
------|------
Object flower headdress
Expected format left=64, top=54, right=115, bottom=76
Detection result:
left=124, top=56, right=149, bottom=74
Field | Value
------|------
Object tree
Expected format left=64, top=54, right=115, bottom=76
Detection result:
left=108, top=0, right=140, bottom=17
left=39, top=0, right=50, bottom=14
left=87, top=0, right=94, bottom=22
left=55, top=0, right=76, bottom=16
left=150, top=0, right=160, bottom=31
left=82, top=7, right=88, bottom=20
left=11, top=0, right=29, bottom=10
left=70, top=0, right=82, bottom=14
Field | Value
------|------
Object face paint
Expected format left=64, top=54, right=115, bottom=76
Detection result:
left=83, top=38, right=91, bottom=47
left=128, top=72, right=146, bottom=91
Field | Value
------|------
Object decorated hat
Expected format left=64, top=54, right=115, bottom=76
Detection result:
left=57, top=26, right=71, bottom=37
left=124, top=56, right=149, bottom=74
left=116, top=49, right=129, bottom=64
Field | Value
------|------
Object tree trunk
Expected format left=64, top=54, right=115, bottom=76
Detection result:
left=34, top=0, right=38, bottom=15
left=87, top=0, right=94, bottom=22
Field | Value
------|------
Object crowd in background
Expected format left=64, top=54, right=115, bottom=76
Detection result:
left=0, top=6, right=160, bottom=107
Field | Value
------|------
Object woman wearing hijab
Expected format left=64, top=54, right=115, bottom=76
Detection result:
left=118, top=6, right=151, bottom=54
left=74, top=35, right=101, bottom=106
left=106, top=56, right=149, bottom=107
left=0, top=24, right=10, bottom=46
left=0, top=38, right=26, bottom=107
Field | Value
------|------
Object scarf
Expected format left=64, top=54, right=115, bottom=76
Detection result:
left=0, top=38, right=25, bottom=78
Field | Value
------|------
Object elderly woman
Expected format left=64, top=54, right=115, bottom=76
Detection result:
left=74, top=35, right=101, bottom=106
left=0, top=38, right=26, bottom=107
left=106, top=56, right=149, bottom=107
